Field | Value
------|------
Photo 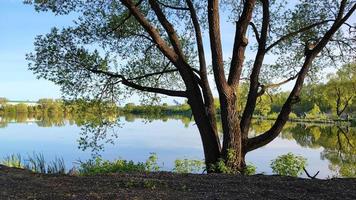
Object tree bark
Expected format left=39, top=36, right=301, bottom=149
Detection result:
left=220, top=92, right=246, bottom=172
left=187, top=93, right=221, bottom=171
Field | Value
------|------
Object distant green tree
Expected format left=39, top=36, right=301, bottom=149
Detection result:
left=325, top=63, right=356, bottom=117
left=0, top=97, right=8, bottom=106
left=305, top=104, right=326, bottom=119
left=15, top=104, right=29, bottom=114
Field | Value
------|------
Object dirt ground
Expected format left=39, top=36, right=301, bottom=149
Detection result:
left=0, top=165, right=355, bottom=200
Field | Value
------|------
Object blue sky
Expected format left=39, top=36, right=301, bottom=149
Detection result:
left=0, top=0, right=76, bottom=101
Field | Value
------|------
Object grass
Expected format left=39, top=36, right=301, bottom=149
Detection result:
left=0, top=153, right=66, bottom=174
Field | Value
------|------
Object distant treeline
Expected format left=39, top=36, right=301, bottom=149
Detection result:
left=0, top=63, right=355, bottom=122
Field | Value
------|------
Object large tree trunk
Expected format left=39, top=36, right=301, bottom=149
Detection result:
left=187, top=93, right=221, bottom=172
left=220, top=91, right=246, bottom=172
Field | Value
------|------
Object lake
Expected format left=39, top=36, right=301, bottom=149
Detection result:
left=0, top=114, right=355, bottom=178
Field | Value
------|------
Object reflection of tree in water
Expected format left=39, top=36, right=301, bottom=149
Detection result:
left=35, top=113, right=66, bottom=127
left=282, top=124, right=356, bottom=177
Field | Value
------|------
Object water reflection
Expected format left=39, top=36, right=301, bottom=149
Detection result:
left=0, top=113, right=355, bottom=177
left=283, top=125, right=355, bottom=177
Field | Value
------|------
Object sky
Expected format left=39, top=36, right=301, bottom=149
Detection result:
left=0, top=0, right=76, bottom=101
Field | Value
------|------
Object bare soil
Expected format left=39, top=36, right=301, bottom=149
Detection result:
left=0, top=165, right=355, bottom=200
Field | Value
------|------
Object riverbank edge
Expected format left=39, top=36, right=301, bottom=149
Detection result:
left=1, top=165, right=355, bottom=200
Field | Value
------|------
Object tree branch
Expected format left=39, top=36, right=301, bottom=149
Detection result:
left=119, top=0, right=179, bottom=63
left=149, top=0, right=185, bottom=59
left=257, top=73, right=299, bottom=97
left=157, top=0, right=189, bottom=11
left=249, top=22, right=260, bottom=43
left=266, top=20, right=334, bottom=52
left=186, top=0, right=213, bottom=102
left=240, top=0, right=269, bottom=137
left=208, top=0, right=228, bottom=93
left=228, top=0, right=256, bottom=87
left=87, top=68, right=187, bottom=97
left=106, top=0, right=144, bottom=36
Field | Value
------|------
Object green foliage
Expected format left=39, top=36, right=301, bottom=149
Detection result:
left=145, top=153, right=160, bottom=172
left=208, top=149, right=255, bottom=175
left=255, top=95, right=272, bottom=116
left=173, top=159, right=205, bottom=173
left=78, top=154, right=160, bottom=175
left=305, top=104, right=327, bottom=119
left=209, top=158, right=234, bottom=174
left=267, top=112, right=279, bottom=119
left=78, top=157, right=146, bottom=175
left=270, top=153, right=307, bottom=177
left=245, top=163, right=257, bottom=175
left=289, top=112, right=298, bottom=119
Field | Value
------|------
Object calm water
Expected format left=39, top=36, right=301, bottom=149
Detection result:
left=0, top=114, right=355, bottom=178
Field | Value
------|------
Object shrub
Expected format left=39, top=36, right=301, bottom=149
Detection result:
left=270, top=152, right=307, bottom=177
left=78, top=153, right=161, bottom=175
left=145, top=153, right=160, bottom=172
left=173, top=159, right=205, bottom=173
left=78, top=157, right=146, bottom=175
left=245, top=163, right=257, bottom=175
left=289, top=112, right=298, bottom=119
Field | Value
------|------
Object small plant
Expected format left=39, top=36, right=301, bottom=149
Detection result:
left=25, top=153, right=46, bottom=173
left=143, top=179, right=157, bottom=190
left=145, top=153, right=160, bottom=172
left=244, top=163, right=257, bottom=175
left=173, top=159, right=205, bottom=173
left=209, top=158, right=233, bottom=174
left=1, top=154, right=23, bottom=168
left=47, top=157, right=66, bottom=174
left=270, top=152, right=307, bottom=177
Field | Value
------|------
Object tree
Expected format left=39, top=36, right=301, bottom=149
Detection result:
left=26, top=0, right=355, bottom=172
left=0, top=97, right=8, bottom=106
left=305, top=104, right=325, bottom=119
left=325, top=63, right=356, bottom=117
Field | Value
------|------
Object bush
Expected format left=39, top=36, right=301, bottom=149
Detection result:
left=267, top=112, right=279, bottom=119
left=270, top=152, right=307, bottom=177
left=173, top=159, right=204, bottom=173
left=78, top=157, right=146, bottom=175
left=245, top=163, right=257, bottom=175
left=289, top=112, right=298, bottom=119
left=305, top=104, right=327, bottom=119
left=78, top=153, right=160, bottom=175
